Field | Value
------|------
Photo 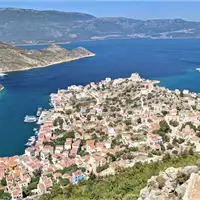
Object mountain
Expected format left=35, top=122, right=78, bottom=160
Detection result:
left=0, top=43, right=95, bottom=72
left=1, top=8, right=200, bottom=44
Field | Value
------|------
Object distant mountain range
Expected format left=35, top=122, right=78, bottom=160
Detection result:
left=1, top=8, right=200, bottom=44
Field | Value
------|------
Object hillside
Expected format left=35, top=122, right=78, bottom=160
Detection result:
left=1, top=8, right=200, bottom=44
left=38, top=153, right=200, bottom=200
left=0, top=43, right=95, bottom=72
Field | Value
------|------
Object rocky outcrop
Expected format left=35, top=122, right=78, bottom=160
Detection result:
left=138, top=166, right=199, bottom=200
left=0, top=43, right=95, bottom=73
left=0, top=84, right=4, bottom=92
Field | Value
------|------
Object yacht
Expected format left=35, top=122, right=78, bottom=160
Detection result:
left=196, top=68, right=200, bottom=72
left=0, top=73, right=8, bottom=77
left=24, top=115, right=38, bottom=123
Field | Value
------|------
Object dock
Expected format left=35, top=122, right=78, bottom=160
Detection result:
left=37, top=110, right=53, bottom=125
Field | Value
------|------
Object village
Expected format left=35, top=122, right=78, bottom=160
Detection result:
left=1, top=73, right=200, bottom=199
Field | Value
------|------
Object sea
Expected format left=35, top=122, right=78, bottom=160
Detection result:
left=0, top=38, right=200, bottom=157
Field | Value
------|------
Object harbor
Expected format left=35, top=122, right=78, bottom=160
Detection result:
left=24, top=106, right=54, bottom=147
left=24, top=108, right=43, bottom=147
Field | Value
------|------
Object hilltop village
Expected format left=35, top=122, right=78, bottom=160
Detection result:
left=2, top=73, right=200, bottom=199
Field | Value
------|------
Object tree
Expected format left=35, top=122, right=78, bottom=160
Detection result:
left=96, top=164, right=109, bottom=173
left=163, top=153, right=171, bottom=162
left=189, top=148, right=194, bottom=156
left=159, top=120, right=171, bottom=133
left=180, top=91, right=184, bottom=97
left=107, top=153, right=116, bottom=162
left=167, top=143, right=173, bottom=150
left=59, top=178, right=70, bottom=186
left=160, top=144, right=165, bottom=151
left=169, top=120, right=179, bottom=127
left=1, top=177, right=6, bottom=186
left=197, top=132, right=200, bottom=138
left=137, top=118, right=142, bottom=124
left=161, top=110, right=169, bottom=116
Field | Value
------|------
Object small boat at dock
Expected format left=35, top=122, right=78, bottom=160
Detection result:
left=36, top=107, right=42, bottom=117
left=24, top=115, right=38, bottom=123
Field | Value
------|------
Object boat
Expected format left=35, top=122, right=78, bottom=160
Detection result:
left=28, top=136, right=35, bottom=141
left=0, top=73, right=8, bottom=77
left=25, top=136, right=36, bottom=146
left=24, top=115, right=38, bottom=123
left=25, top=141, right=34, bottom=147
left=36, top=107, right=42, bottom=117
left=196, top=68, right=200, bottom=72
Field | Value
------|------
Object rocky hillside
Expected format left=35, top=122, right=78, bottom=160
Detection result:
left=0, top=43, right=95, bottom=72
left=1, top=8, right=200, bottom=44
left=138, top=166, right=199, bottom=200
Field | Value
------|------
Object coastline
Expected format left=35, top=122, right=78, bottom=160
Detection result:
left=0, top=53, right=95, bottom=73
left=14, top=37, right=200, bottom=47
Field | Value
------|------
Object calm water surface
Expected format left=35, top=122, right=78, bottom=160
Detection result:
left=1, top=39, right=200, bottom=156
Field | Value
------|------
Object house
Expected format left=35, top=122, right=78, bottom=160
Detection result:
left=107, top=127, right=116, bottom=137
left=70, top=147, right=79, bottom=158
left=65, top=138, right=72, bottom=150
left=52, top=154, right=62, bottom=164
left=80, top=106, right=87, bottom=114
left=37, top=183, right=46, bottom=195
left=86, top=140, right=96, bottom=153
left=96, top=142, right=105, bottom=152
left=147, top=134, right=163, bottom=148
left=72, top=170, right=85, bottom=184
left=11, top=189, right=22, bottom=200
left=25, top=147, right=35, bottom=157
left=53, top=173, right=62, bottom=181
left=40, top=146, right=54, bottom=160
left=55, top=145, right=64, bottom=154
left=181, top=125, right=196, bottom=138
left=69, top=140, right=81, bottom=157
left=37, top=176, right=53, bottom=195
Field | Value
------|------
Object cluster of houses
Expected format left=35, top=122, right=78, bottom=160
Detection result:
left=2, top=73, right=200, bottom=199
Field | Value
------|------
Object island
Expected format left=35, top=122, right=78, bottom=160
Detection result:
left=0, top=43, right=95, bottom=73
left=2, top=73, right=200, bottom=200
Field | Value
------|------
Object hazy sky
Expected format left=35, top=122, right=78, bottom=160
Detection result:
left=0, top=1, right=200, bottom=21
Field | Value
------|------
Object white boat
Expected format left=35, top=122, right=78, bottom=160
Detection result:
left=28, top=136, right=35, bottom=141
left=36, top=107, right=42, bottom=117
left=24, top=115, right=38, bottom=123
left=0, top=73, right=8, bottom=77
left=196, top=68, right=200, bottom=72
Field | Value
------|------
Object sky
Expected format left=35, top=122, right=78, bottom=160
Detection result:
left=0, top=1, right=200, bottom=21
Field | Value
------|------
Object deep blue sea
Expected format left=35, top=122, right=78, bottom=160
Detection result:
left=0, top=39, right=200, bottom=157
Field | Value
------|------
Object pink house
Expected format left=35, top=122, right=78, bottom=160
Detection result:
left=86, top=140, right=96, bottom=153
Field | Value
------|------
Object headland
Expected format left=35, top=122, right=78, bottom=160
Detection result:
left=0, top=43, right=95, bottom=73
